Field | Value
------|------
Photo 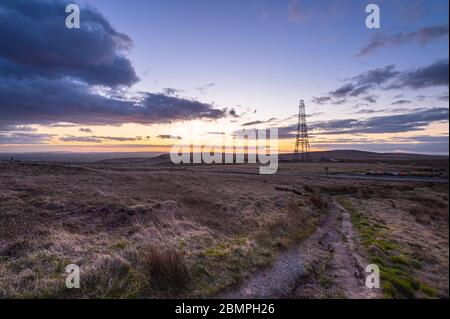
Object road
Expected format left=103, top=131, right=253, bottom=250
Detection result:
left=183, top=167, right=449, bottom=183
left=328, top=173, right=449, bottom=183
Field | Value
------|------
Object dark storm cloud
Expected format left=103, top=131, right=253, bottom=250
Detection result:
left=0, top=77, right=227, bottom=127
left=0, top=0, right=228, bottom=129
left=0, top=0, right=138, bottom=87
left=357, top=24, right=449, bottom=56
left=139, top=93, right=227, bottom=123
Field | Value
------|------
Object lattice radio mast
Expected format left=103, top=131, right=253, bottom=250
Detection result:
left=293, top=100, right=311, bottom=162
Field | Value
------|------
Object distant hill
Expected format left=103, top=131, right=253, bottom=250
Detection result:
left=1, top=150, right=447, bottom=163
left=0, top=152, right=163, bottom=162
left=99, top=150, right=448, bottom=165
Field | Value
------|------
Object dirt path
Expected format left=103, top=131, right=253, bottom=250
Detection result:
left=218, top=198, right=380, bottom=299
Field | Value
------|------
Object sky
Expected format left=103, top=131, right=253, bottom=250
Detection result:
left=0, top=0, right=448, bottom=154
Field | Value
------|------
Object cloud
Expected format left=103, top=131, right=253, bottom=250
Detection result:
left=229, top=108, right=239, bottom=118
left=0, top=78, right=227, bottom=127
left=331, top=99, right=347, bottom=105
left=93, top=136, right=144, bottom=142
left=139, top=93, right=227, bottom=123
left=324, top=60, right=448, bottom=101
left=157, top=135, right=182, bottom=140
left=0, top=132, right=54, bottom=144
left=362, top=95, right=377, bottom=104
left=310, top=107, right=449, bottom=135
left=241, top=120, right=264, bottom=127
left=0, top=0, right=138, bottom=87
left=79, top=128, right=93, bottom=133
left=241, top=118, right=277, bottom=127
left=357, top=24, right=449, bottom=56
left=312, top=96, right=332, bottom=105
left=59, top=136, right=103, bottom=143
left=355, top=109, right=382, bottom=115
left=273, top=107, right=448, bottom=138
left=163, top=88, right=181, bottom=96
left=354, top=107, right=420, bottom=115
left=330, top=84, right=355, bottom=98
left=437, top=92, right=449, bottom=101
left=314, top=141, right=448, bottom=155
left=391, top=100, right=411, bottom=105
left=195, top=83, right=215, bottom=94
left=48, top=123, right=79, bottom=128
left=349, top=85, right=371, bottom=97
left=207, top=132, right=226, bottom=135
left=392, top=135, right=449, bottom=144
left=392, top=59, right=449, bottom=89
left=329, top=65, right=398, bottom=99
left=0, top=125, right=36, bottom=132
left=352, top=65, right=399, bottom=87
left=0, top=0, right=228, bottom=131
left=59, top=135, right=144, bottom=143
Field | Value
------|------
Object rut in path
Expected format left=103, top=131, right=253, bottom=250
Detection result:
left=218, top=199, right=380, bottom=299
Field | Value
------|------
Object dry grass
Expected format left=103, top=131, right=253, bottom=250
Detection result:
left=139, top=243, right=190, bottom=293
left=408, top=205, right=448, bottom=225
left=337, top=184, right=449, bottom=299
left=307, top=193, right=330, bottom=213
left=0, top=160, right=447, bottom=298
left=0, top=161, right=325, bottom=298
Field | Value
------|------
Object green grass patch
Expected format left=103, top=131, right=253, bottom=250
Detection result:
left=191, top=201, right=323, bottom=297
left=337, top=197, right=436, bottom=299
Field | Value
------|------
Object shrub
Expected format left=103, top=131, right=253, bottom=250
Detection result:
left=285, top=201, right=307, bottom=225
left=308, top=193, right=329, bottom=213
left=83, top=255, right=142, bottom=298
left=140, top=243, right=190, bottom=292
